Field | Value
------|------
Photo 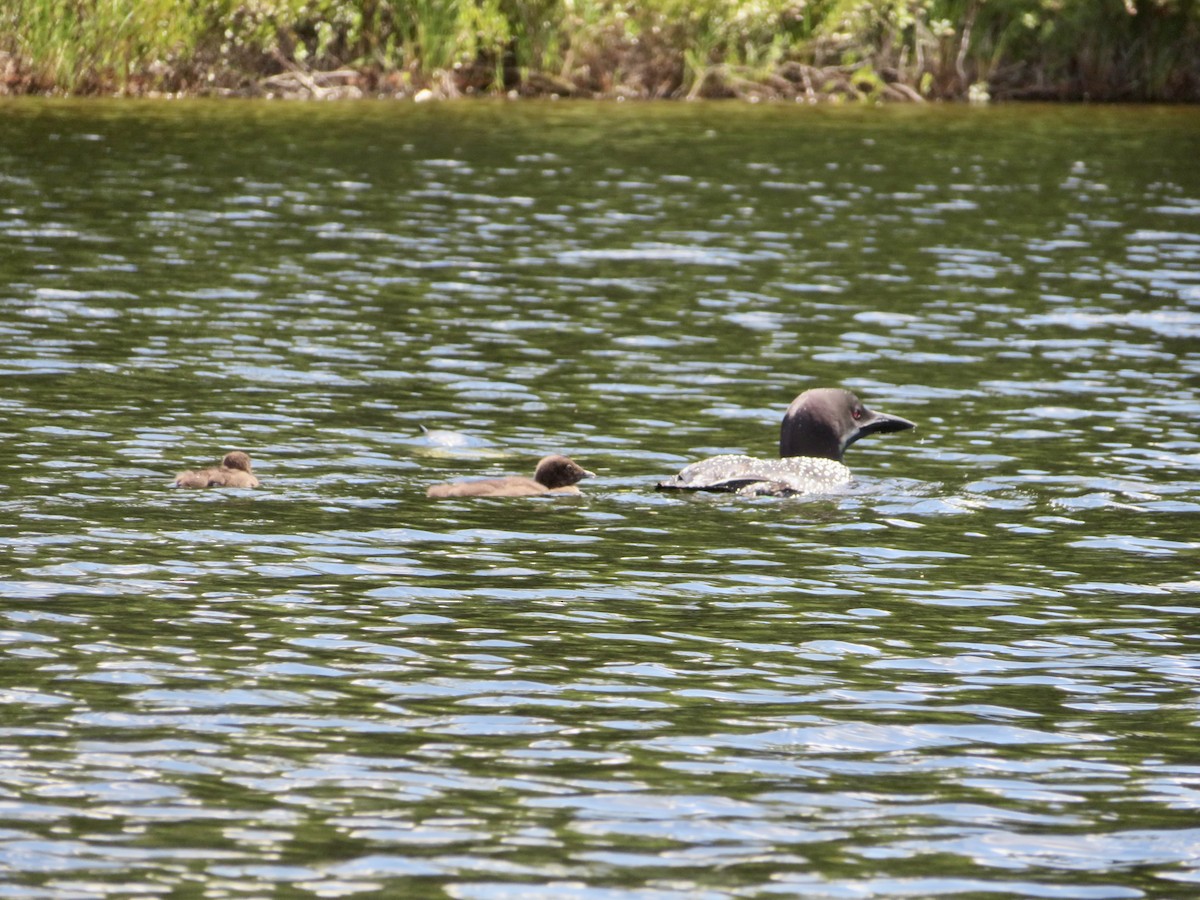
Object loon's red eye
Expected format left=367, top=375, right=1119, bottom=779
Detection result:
left=852, top=407, right=863, bottom=420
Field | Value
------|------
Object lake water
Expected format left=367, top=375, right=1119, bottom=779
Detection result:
left=1, top=98, right=1199, bottom=898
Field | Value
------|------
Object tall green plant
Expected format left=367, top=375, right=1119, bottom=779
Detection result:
left=932, top=0, right=1199, bottom=99
left=6, top=0, right=209, bottom=91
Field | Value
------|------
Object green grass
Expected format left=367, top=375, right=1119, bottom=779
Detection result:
left=3, top=0, right=210, bottom=92
left=1, top=0, right=1197, bottom=100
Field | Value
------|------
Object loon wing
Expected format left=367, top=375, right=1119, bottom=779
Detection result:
left=658, top=454, right=852, bottom=495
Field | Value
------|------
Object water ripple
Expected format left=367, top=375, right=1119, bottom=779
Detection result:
left=0, top=100, right=1197, bottom=898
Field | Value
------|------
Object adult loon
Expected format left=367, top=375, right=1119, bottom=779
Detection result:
left=427, top=454, right=595, bottom=498
left=174, top=451, right=260, bottom=489
left=657, top=388, right=914, bottom=496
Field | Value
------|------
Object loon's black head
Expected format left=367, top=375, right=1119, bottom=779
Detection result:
left=533, top=455, right=595, bottom=489
left=779, top=388, right=915, bottom=461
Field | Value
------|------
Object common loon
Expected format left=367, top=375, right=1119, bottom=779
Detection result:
left=657, top=388, right=915, bottom=496
left=427, top=454, right=595, bottom=498
left=174, top=451, right=260, bottom=489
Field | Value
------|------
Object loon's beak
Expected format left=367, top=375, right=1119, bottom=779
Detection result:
left=859, top=408, right=916, bottom=437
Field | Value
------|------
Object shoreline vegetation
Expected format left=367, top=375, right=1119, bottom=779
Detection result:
left=2, top=1, right=1198, bottom=103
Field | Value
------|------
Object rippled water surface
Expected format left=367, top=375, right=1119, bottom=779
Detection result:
left=2, top=99, right=1199, bottom=898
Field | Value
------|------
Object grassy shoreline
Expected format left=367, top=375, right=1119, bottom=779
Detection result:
left=3, top=1, right=1198, bottom=103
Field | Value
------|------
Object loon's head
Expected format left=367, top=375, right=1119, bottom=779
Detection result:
left=779, top=388, right=915, bottom=461
left=221, top=451, right=255, bottom=473
left=533, top=455, right=595, bottom=489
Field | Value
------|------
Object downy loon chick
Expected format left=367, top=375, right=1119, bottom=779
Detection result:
left=427, top=454, right=595, bottom=498
left=657, top=388, right=914, bottom=496
left=174, top=451, right=260, bottom=489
